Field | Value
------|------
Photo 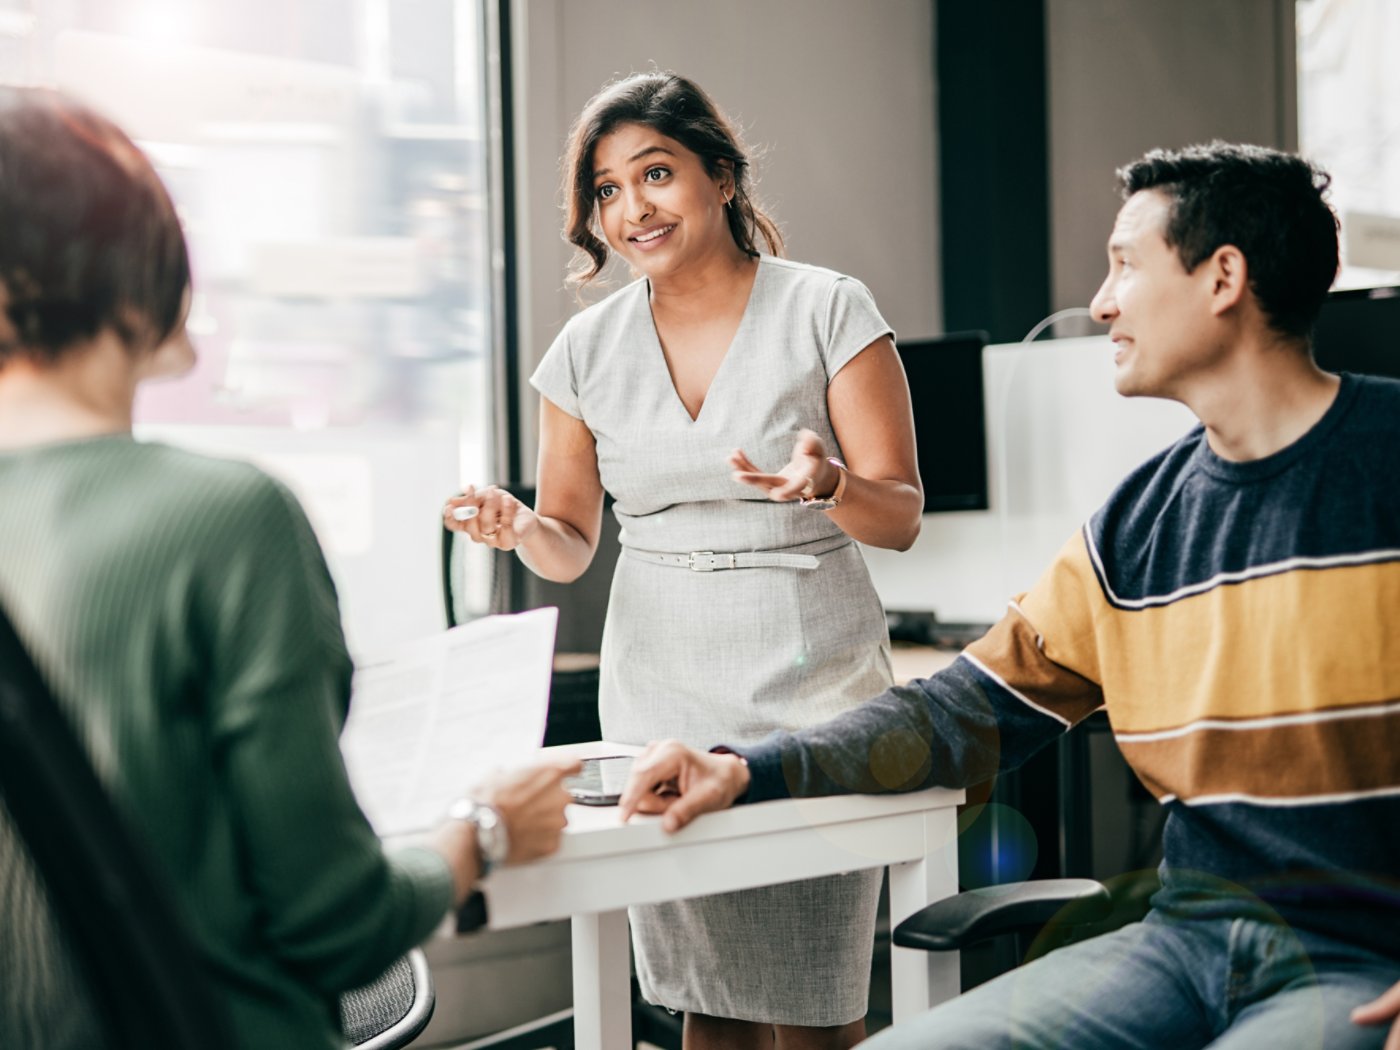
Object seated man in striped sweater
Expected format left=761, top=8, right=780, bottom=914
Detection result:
left=619, top=142, right=1400, bottom=1050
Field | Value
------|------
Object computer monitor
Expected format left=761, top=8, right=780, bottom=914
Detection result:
left=895, top=331, right=990, bottom=513
left=1312, top=286, right=1400, bottom=379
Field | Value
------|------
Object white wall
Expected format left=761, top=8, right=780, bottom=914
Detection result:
left=512, top=0, right=941, bottom=475
left=862, top=336, right=1197, bottom=623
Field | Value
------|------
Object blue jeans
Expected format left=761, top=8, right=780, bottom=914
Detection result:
left=865, top=908, right=1398, bottom=1049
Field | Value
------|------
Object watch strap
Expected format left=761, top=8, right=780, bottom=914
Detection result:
left=448, top=798, right=509, bottom=878
left=800, top=458, right=848, bottom=509
left=455, top=889, right=490, bottom=933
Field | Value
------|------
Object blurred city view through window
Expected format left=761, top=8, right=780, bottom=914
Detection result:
left=0, top=0, right=498, bottom=652
left=1298, top=0, right=1400, bottom=289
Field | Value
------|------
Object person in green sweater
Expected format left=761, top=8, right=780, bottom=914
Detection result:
left=0, top=87, right=578, bottom=1049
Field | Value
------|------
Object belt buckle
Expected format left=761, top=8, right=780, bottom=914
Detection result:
left=686, top=550, right=734, bottom=572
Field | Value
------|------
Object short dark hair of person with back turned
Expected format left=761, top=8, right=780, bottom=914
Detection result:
left=1118, top=141, right=1340, bottom=339
left=0, top=86, right=190, bottom=366
left=560, top=70, right=785, bottom=286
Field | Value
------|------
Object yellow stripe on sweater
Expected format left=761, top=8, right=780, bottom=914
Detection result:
left=1019, top=538, right=1400, bottom=734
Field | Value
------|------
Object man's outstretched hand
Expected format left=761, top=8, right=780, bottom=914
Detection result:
left=618, top=740, right=751, bottom=832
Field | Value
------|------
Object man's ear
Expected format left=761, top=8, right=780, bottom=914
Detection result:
left=1205, top=244, right=1248, bottom=317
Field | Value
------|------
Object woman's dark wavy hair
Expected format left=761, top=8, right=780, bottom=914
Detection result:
left=561, top=71, right=783, bottom=286
left=0, top=86, right=190, bottom=365
left=1118, top=141, right=1339, bottom=339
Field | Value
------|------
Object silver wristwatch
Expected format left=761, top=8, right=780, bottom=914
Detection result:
left=447, top=798, right=510, bottom=877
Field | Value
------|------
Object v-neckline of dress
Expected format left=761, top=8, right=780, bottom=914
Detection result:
left=642, top=256, right=765, bottom=425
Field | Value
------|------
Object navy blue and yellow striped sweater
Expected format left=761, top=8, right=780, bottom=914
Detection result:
left=740, top=372, right=1400, bottom=954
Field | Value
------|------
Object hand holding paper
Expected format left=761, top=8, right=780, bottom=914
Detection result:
left=341, top=607, right=560, bottom=837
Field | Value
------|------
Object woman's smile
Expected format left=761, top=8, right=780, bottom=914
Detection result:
left=629, top=222, right=677, bottom=249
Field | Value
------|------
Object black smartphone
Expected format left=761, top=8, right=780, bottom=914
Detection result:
left=565, top=755, right=635, bottom=806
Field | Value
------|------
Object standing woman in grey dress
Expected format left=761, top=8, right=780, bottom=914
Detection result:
left=444, top=71, right=923, bottom=1050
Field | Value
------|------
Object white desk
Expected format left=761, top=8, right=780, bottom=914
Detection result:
left=478, top=743, right=965, bottom=1050
left=889, top=643, right=960, bottom=685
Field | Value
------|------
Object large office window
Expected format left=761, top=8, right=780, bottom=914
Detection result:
left=1, top=0, right=500, bottom=653
left=1298, top=0, right=1400, bottom=288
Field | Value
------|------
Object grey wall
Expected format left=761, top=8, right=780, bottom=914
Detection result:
left=512, top=0, right=942, bottom=475
left=1045, top=0, right=1297, bottom=319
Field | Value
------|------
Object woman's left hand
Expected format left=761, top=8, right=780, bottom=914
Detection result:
left=729, top=428, right=839, bottom=502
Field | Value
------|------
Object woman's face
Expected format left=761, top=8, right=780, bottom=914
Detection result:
left=590, top=122, right=736, bottom=281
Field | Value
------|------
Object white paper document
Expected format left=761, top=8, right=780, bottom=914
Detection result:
left=341, top=607, right=558, bottom=836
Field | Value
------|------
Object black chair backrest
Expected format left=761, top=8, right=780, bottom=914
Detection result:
left=340, top=948, right=436, bottom=1049
left=0, top=601, right=233, bottom=1050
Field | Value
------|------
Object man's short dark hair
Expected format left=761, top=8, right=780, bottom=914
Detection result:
left=0, top=87, right=190, bottom=365
left=1118, top=142, right=1339, bottom=339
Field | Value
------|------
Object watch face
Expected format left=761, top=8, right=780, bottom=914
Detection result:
left=448, top=799, right=508, bottom=863
left=473, top=807, right=509, bottom=865
left=475, top=820, right=497, bottom=857
left=447, top=797, right=479, bottom=822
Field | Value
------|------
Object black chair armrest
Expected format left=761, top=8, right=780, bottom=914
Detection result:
left=892, top=878, right=1111, bottom=952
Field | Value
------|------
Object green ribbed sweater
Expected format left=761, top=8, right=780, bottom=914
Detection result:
left=0, top=435, right=454, bottom=1049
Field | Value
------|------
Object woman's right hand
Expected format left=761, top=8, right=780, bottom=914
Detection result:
left=442, top=485, right=540, bottom=551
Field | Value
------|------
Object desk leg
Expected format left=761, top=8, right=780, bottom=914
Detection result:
left=887, top=814, right=960, bottom=1023
left=571, top=910, right=632, bottom=1050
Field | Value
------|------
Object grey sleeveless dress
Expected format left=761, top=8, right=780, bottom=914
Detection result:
left=530, top=255, right=894, bottom=1025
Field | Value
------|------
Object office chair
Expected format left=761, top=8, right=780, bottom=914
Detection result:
left=0, top=600, right=433, bottom=1050
left=889, top=721, right=1118, bottom=986
left=341, top=949, right=436, bottom=1049
left=893, top=877, right=1112, bottom=956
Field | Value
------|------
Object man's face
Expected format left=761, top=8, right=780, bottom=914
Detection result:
left=1090, top=190, right=1224, bottom=399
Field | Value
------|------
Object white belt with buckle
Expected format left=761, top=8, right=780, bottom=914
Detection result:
left=625, top=548, right=821, bottom=572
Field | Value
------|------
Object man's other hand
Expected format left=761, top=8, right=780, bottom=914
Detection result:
left=618, top=740, right=751, bottom=832
left=1352, top=979, right=1400, bottom=1050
